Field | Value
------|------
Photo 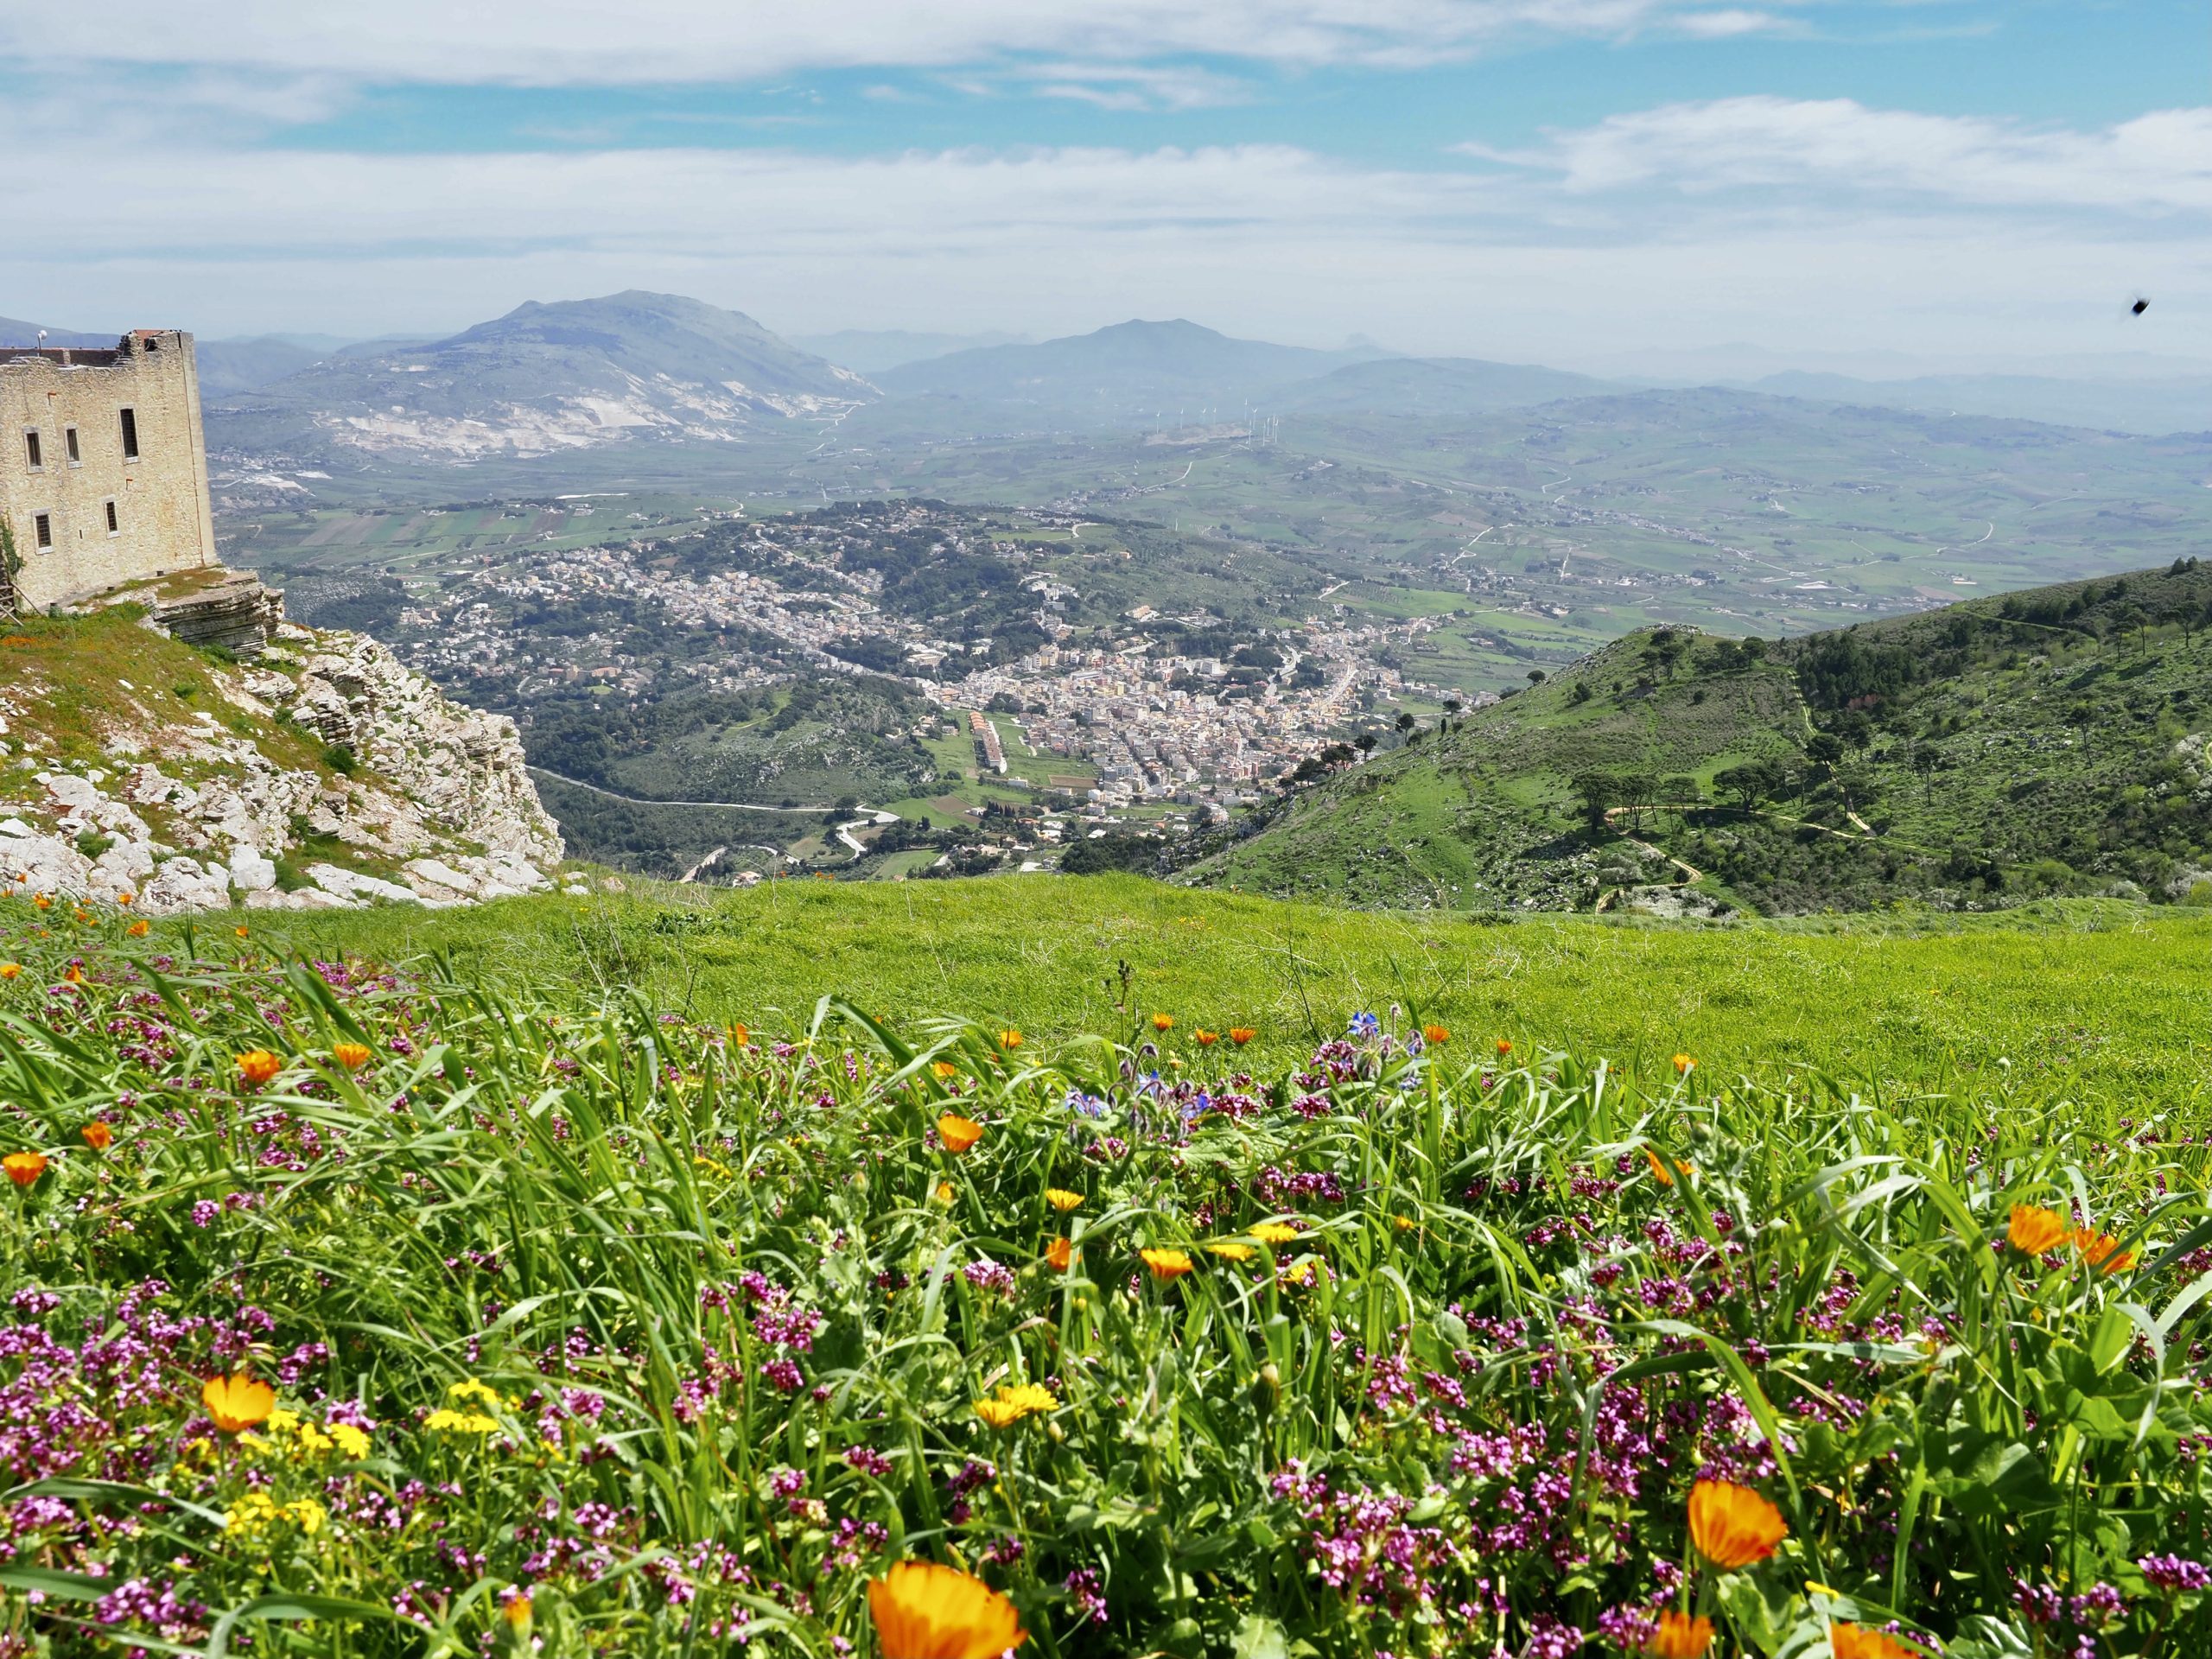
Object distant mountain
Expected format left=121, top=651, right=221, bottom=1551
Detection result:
left=1275, top=356, right=1616, bottom=417
left=1744, top=371, right=2212, bottom=437
left=1185, top=560, right=2212, bottom=917
left=0, top=318, right=118, bottom=349
left=791, top=329, right=1033, bottom=374
left=208, top=291, right=874, bottom=467
left=196, top=337, right=330, bottom=397
left=874, top=318, right=1390, bottom=418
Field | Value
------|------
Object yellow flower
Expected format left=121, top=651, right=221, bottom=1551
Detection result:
left=449, top=1378, right=505, bottom=1404
left=728, top=1021, right=751, bottom=1049
left=1045, top=1188, right=1084, bottom=1212
left=329, top=1423, right=371, bottom=1459
left=3, top=1151, right=47, bottom=1187
left=1495, top=1038, right=1512, bottom=1057
left=997, top=1028, right=1021, bottom=1049
left=126, top=920, right=149, bottom=938
left=1140, top=1247, right=1194, bottom=1281
left=1045, top=1236, right=1073, bottom=1272
left=1688, top=1479, right=1788, bottom=1570
left=933, top=1181, right=956, bottom=1205
left=332, top=1042, right=373, bottom=1071
left=1206, top=1242, right=1256, bottom=1262
left=1195, top=1029, right=1219, bottom=1046
left=971, top=1381, right=1058, bottom=1428
left=1829, top=1625, right=1916, bottom=1659
left=234, top=925, right=249, bottom=938
left=932, top=1061, right=959, bottom=1079
left=1152, top=1013, right=1174, bottom=1032
left=972, top=1396, right=1026, bottom=1429
left=1392, top=1215, right=1415, bottom=1233
left=424, top=1408, right=499, bottom=1433
left=2007, top=1204, right=2068, bottom=1256
left=1673, top=1053, right=1694, bottom=1074
left=0, top=963, right=17, bottom=980
left=289, top=1498, right=327, bottom=1535
left=505, top=1593, right=533, bottom=1633
left=80, top=1123, right=112, bottom=1152
left=202, top=1374, right=276, bottom=1433
left=1228, top=1027, right=1256, bottom=1046
left=1421, top=1023, right=1449, bottom=1046
left=1643, top=1611, right=1713, bottom=1657
left=235, top=1049, right=282, bottom=1087
left=868, top=1560, right=1027, bottom=1659
left=1249, top=1222, right=1301, bottom=1244
left=1645, top=1147, right=1693, bottom=1186
left=938, top=1114, right=985, bottom=1154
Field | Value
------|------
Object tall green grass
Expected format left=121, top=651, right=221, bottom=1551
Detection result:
left=0, top=899, right=2206, bottom=1657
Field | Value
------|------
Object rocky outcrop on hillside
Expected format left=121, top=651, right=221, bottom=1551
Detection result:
left=0, top=617, right=563, bottom=916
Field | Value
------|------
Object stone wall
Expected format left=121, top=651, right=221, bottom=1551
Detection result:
left=0, top=332, right=218, bottom=611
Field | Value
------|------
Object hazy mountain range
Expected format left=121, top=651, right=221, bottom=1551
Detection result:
left=8, top=295, right=2204, bottom=477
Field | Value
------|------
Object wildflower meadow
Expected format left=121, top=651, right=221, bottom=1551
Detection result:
left=0, top=902, right=2208, bottom=1659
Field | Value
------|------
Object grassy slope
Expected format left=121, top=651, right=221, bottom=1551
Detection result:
left=229, top=877, right=2209, bottom=1103
left=1192, top=562, right=2212, bottom=914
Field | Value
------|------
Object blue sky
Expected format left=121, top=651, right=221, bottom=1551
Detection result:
left=2, top=2, right=2205, bottom=369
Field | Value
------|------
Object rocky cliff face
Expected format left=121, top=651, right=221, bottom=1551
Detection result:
left=0, top=608, right=563, bottom=915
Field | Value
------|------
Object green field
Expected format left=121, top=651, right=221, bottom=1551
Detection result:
left=252, top=878, right=2210, bottom=1104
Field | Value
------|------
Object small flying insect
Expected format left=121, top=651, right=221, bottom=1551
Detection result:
left=2130, top=296, right=2151, bottom=317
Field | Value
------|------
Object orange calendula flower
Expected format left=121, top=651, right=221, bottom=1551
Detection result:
left=931, top=1061, right=958, bottom=1080
left=1495, top=1039, right=1512, bottom=1057
left=0, top=963, right=18, bottom=980
left=1421, top=1023, right=1449, bottom=1046
left=1228, top=1027, right=1256, bottom=1046
left=235, top=1050, right=282, bottom=1088
left=79, top=1123, right=112, bottom=1152
left=233, top=925, right=249, bottom=938
left=332, top=1042, right=373, bottom=1071
left=2007, top=1204, right=2068, bottom=1256
left=1643, top=1611, right=1714, bottom=1658
left=1046, top=1236, right=1073, bottom=1272
left=33, top=895, right=51, bottom=911
left=2073, top=1226, right=2137, bottom=1274
left=868, top=1560, right=1027, bottom=1659
left=1828, top=1624, right=1916, bottom=1659
left=3, top=1152, right=46, bottom=1187
left=1140, top=1248, right=1194, bottom=1281
left=1195, top=1029, right=1219, bottom=1046
left=201, top=1373, right=276, bottom=1433
left=1151, top=1013, right=1174, bottom=1032
left=937, top=1114, right=984, bottom=1154
left=1045, top=1188, right=1084, bottom=1212
left=1688, top=1479, right=1788, bottom=1570
left=61, top=964, right=82, bottom=984
left=1644, top=1147, right=1693, bottom=1186
left=126, top=920, right=149, bottom=938
left=997, top=1028, right=1021, bottom=1049
left=728, top=1022, right=750, bottom=1049
left=1673, top=1053, right=1694, bottom=1075
left=933, top=1182, right=956, bottom=1205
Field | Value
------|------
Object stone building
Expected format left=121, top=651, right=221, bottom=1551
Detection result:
left=0, top=330, right=219, bottom=615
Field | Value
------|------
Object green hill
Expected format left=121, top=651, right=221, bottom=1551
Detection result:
left=1188, top=559, right=2212, bottom=915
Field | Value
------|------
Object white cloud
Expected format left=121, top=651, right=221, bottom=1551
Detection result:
left=1669, top=10, right=1790, bottom=38
left=1, top=1, right=1748, bottom=85
left=1468, top=96, right=2212, bottom=215
left=2, top=117, right=2204, bottom=367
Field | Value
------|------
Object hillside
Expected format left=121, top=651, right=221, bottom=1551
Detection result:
left=1188, top=559, right=2212, bottom=916
left=0, top=604, right=563, bottom=912
left=207, top=290, right=872, bottom=470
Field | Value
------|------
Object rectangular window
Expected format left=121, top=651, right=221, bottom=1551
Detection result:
left=119, top=407, right=138, bottom=461
left=22, top=430, right=41, bottom=472
left=64, top=426, right=79, bottom=466
left=33, top=512, right=52, bottom=550
left=104, top=500, right=118, bottom=536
